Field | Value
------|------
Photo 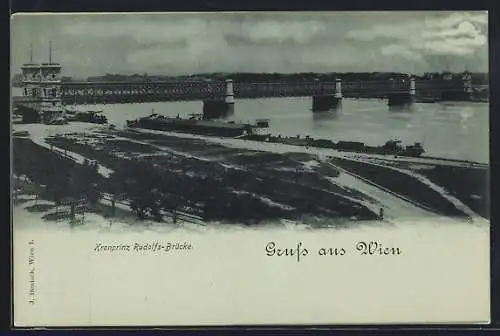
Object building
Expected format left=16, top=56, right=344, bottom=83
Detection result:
left=16, top=43, right=65, bottom=123
left=438, top=70, right=473, bottom=101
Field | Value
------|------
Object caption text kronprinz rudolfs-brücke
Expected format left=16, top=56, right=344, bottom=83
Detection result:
left=94, top=242, right=192, bottom=253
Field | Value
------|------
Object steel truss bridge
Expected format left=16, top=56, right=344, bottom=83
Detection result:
left=12, top=79, right=486, bottom=105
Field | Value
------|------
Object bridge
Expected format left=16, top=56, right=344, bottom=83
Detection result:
left=13, top=75, right=487, bottom=119
left=55, top=79, right=416, bottom=102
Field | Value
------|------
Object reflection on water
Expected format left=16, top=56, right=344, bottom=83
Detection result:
left=388, top=104, right=415, bottom=113
left=74, top=97, right=489, bottom=164
left=312, top=109, right=340, bottom=122
left=387, top=109, right=413, bottom=123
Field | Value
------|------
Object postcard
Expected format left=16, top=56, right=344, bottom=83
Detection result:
left=11, top=11, right=490, bottom=327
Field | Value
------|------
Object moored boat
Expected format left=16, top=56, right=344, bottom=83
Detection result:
left=127, top=113, right=254, bottom=137
left=126, top=112, right=272, bottom=138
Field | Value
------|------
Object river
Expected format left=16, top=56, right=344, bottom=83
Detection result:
left=68, top=97, right=488, bottom=164
left=11, top=85, right=487, bottom=164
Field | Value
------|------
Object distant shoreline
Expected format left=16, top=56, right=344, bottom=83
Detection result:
left=11, top=70, right=489, bottom=85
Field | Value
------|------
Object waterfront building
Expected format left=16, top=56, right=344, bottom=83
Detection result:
left=17, top=42, right=65, bottom=123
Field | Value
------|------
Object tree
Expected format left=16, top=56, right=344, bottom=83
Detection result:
left=110, top=159, right=163, bottom=221
left=85, top=161, right=101, bottom=207
left=158, top=174, right=189, bottom=224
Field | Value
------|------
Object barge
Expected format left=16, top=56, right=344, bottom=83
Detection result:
left=126, top=113, right=424, bottom=157
left=126, top=113, right=257, bottom=137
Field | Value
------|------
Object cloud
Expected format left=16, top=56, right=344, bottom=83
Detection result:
left=422, top=15, right=487, bottom=56
left=63, top=16, right=328, bottom=46
left=63, top=18, right=211, bottom=45
left=11, top=12, right=489, bottom=76
left=424, top=11, right=487, bottom=28
left=424, top=21, right=480, bottom=38
left=347, top=11, right=488, bottom=61
left=423, top=35, right=487, bottom=56
left=239, top=20, right=326, bottom=44
left=380, top=44, right=423, bottom=61
left=56, top=15, right=334, bottom=74
left=346, top=21, right=422, bottom=41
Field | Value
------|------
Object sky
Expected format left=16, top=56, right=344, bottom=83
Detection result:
left=11, top=11, right=489, bottom=78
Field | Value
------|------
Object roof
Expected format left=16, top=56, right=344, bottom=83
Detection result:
left=21, top=63, right=62, bottom=69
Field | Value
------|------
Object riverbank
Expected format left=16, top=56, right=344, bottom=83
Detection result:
left=13, top=126, right=381, bottom=226
left=12, top=122, right=489, bottom=230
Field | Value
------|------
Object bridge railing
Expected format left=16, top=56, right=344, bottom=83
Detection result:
left=61, top=81, right=228, bottom=102
left=58, top=79, right=413, bottom=99
left=234, top=81, right=329, bottom=98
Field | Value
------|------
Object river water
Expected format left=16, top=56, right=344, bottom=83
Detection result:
left=11, top=85, right=487, bottom=164
left=70, top=97, right=488, bottom=164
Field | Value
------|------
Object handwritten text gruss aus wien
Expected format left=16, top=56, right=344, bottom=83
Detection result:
left=265, top=241, right=402, bottom=262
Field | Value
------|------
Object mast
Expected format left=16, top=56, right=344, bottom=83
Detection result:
left=29, top=43, right=33, bottom=63
left=49, top=41, right=52, bottom=63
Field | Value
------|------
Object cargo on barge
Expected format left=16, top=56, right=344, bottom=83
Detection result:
left=241, top=134, right=425, bottom=157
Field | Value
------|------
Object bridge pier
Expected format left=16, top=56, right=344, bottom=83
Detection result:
left=202, top=79, right=235, bottom=120
left=387, top=76, right=415, bottom=107
left=203, top=100, right=231, bottom=119
left=312, top=78, right=342, bottom=112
